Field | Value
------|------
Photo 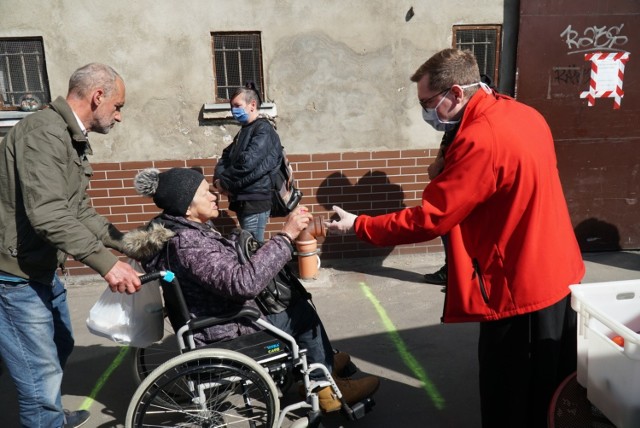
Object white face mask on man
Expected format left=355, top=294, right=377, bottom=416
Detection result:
left=421, top=82, right=490, bottom=132
left=421, top=90, right=458, bottom=132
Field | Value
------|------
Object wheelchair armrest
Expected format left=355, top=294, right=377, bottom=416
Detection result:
left=188, top=306, right=262, bottom=331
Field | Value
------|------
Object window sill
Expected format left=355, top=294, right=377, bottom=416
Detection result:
left=202, top=102, right=277, bottom=120
left=0, top=110, right=33, bottom=134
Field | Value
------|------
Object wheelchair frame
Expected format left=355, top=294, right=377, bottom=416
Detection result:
left=125, top=270, right=374, bottom=428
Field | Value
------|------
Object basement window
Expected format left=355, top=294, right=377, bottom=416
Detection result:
left=211, top=32, right=264, bottom=103
left=453, top=25, right=502, bottom=86
left=0, top=37, right=51, bottom=110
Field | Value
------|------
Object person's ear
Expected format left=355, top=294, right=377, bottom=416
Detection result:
left=451, top=85, right=465, bottom=102
left=91, top=88, right=104, bottom=108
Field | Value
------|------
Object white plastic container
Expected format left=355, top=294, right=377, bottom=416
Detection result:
left=570, top=280, right=640, bottom=428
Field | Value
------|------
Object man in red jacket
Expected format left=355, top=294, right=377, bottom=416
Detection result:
left=326, top=48, right=585, bottom=428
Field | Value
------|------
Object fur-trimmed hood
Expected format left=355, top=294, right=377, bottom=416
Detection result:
left=121, top=222, right=175, bottom=262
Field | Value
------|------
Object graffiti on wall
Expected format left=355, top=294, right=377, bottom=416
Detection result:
left=552, top=66, right=589, bottom=86
left=560, top=24, right=628, bottom=55
left=557, top=24, right=631, bottom=109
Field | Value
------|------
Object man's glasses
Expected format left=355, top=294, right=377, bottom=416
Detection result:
left=419, top=88, right=450, bottom=111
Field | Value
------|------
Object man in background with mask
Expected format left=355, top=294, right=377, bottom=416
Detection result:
left=326, top=48, right=585, bottom=428
left=214, top=83, right=282, bottom=242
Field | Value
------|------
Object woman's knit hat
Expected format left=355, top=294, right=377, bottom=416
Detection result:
left=134, top=167, right=204, bottom=216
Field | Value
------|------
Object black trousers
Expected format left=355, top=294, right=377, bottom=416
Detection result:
left=478, top=295, right=577, bottom=428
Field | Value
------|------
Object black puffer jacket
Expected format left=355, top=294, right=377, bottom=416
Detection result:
left=214, top=117, right=282, bottom=205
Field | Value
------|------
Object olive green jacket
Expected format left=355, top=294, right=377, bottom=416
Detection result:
left=0, top=96, right=122, bottom=284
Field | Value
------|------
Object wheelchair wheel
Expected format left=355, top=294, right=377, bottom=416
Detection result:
left=126, top=348, right=280, bottom=428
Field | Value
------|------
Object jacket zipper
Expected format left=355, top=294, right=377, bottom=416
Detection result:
left=473, top=258, right=490, bottom=304
left=440, top=290, right=448, bottom=324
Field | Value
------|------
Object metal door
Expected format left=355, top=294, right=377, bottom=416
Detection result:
left=516, top=0, right=640, bottom=251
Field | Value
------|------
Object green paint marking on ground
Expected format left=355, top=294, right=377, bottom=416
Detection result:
left=80, top=346, right=131, bottom=410
left=360, top=282, right=446, bottom=410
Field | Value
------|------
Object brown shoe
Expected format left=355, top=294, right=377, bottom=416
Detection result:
left=335, top=375, right=380, bottom=405
left=316, top=385, right=342, bottom=413
left=333, top=352, right=351, bottom=377
left=299, top=384, right=342, bottom=413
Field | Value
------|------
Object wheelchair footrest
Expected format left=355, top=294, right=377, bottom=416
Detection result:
left=344, top=397, right=376, bottom=421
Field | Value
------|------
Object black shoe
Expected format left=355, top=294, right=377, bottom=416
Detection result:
left=63, top=409, right=90, bottom=428
left=423, top=264, right=447, bottom=285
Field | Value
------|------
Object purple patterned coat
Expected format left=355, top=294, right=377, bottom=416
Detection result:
left=123, top=214, right=294, bottom=345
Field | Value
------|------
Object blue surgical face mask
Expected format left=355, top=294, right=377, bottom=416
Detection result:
left=421, top=83, right=483, bottom=132
left=231, top=107, right=249, bottom=124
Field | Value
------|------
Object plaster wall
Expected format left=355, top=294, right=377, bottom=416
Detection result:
left=1, top=0, right=503, bottom=163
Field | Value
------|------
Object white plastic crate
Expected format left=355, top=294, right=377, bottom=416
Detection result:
left=570, top=280, right=640, bottom=428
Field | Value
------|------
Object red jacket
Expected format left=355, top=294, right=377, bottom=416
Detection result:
left=355, top=89, right=585, bottom=322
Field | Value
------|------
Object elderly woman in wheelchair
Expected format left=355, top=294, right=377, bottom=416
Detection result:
left=122, top=167, right=379, bottom=427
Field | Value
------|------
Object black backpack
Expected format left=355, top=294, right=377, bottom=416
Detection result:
left=269, top=148, right=303, bottom=218
left=232, top=228, right=311, bottom=314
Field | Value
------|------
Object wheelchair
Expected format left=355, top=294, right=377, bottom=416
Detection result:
left=125, top=270, right=375, bottom=428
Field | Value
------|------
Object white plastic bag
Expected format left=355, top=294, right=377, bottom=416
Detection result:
left=86, top=259, right=164, bottom=347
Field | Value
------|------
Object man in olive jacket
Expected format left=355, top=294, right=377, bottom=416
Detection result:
left=0, top=63, right=140, bottom=428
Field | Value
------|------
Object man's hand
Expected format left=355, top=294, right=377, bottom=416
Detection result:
left=104, top=260, right=141, bottom=294
left=324, top=205, right=357, bottom=235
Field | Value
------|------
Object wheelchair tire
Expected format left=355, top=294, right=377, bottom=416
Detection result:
left=126, top=348, right=280, bottom=428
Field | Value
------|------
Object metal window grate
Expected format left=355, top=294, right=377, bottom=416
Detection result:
left=212, top=32, right=264, bottom=102
left=453, top=26, right=502, bottom=86
left=0, top=37, right=51, bottom=109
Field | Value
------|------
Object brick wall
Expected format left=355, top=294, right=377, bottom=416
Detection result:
left=64, top=149, right=444, bottom=275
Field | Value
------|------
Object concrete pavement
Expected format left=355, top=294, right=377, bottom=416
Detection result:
left=1, top=250, right=639, bottom=427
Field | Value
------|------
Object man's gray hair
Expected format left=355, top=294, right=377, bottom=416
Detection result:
left=68, top=63, right=122, bottom=98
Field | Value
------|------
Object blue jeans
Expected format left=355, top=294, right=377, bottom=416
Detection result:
left=0, top=273, right=74, bottom=428
left=267, top=299, right=333, bottom=380
left=239, top=210, right=270, bottom=243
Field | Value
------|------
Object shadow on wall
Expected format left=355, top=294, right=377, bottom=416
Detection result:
left=315, top=170, right=407, bottom=271
left=575, top=217, right=640, bottom=274
left=574, top=217, right=621, bottom=252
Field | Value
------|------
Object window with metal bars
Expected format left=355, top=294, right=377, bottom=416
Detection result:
left=453, top=25, right=502, bottom=87
left=0, top=37, right=51, bottom=110
left=212, top=32, right=264, bottom=103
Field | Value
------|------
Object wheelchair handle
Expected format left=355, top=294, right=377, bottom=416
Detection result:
left=139, top=270, right=175, bottom=285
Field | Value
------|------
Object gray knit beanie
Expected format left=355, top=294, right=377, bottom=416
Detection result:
left=134, top=167, right=204, bottom=216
